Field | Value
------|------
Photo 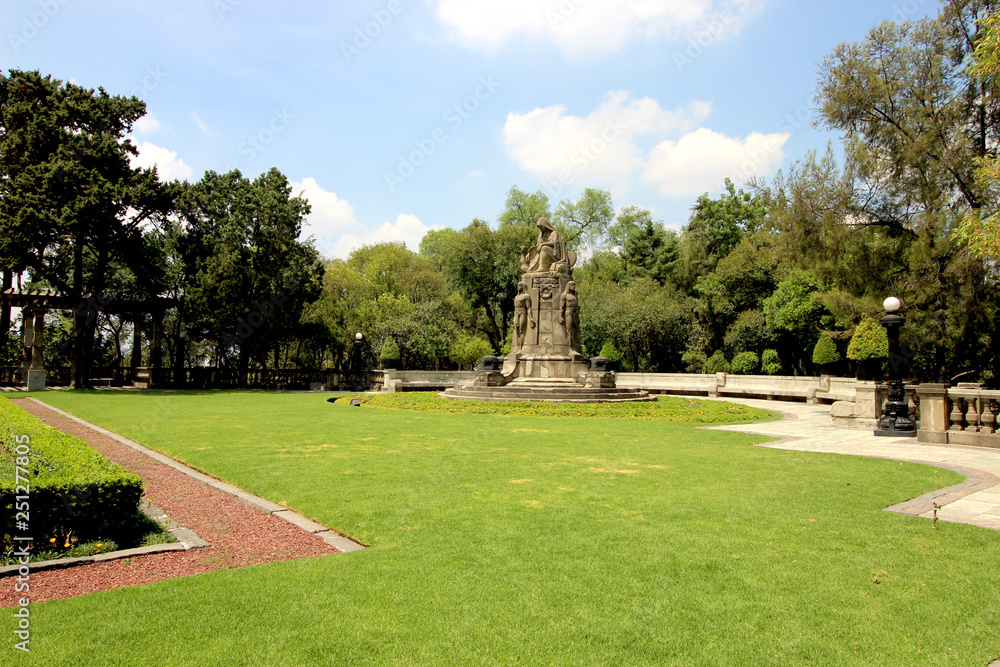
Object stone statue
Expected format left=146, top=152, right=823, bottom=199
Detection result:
left=559, top=281, right=581, bottom=353
left=512, top=281, right=535, bottom=354
left=524, top=218, right=575, bottom=273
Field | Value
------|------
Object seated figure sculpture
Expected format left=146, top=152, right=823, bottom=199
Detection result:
left=521, top=217, right=575, bottom=274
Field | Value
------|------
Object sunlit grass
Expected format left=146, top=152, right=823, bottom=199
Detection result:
left=4, top=390, right=997, bottom=666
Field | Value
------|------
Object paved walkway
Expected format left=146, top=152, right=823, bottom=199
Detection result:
left=706, top=398, right=1000, bottom=531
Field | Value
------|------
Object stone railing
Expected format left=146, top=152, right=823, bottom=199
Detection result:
left=917, top=384, right=1000, bottom=448
left=378, top=370, right=858, bottom=402
left=615, top=373, right=856, bottom=403
left=382, top=369, right=476, bottom=392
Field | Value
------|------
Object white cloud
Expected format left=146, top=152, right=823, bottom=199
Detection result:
left=131, top=141, right=194, bottom=181
left=133, top=114, right=161, bottom=134
left=292, top=178, right=437, bottom=259
left=191, top=111, right=210, bottom=136
left=503, top=91, right=711, bottom=188
left=435, top=0, right=746, bottom=58
left=331, top=214, right=436, bottom=260
left=643, top=127, right=789, bottom=197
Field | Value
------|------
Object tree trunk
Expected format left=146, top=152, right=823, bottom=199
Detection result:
left=0, top=270, right=12, bottom=357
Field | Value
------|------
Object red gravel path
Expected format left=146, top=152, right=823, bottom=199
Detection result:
left=0, top=399, right=340, bottom=607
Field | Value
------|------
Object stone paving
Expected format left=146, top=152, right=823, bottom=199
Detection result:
left=706, top=397, right=1000, bottom=531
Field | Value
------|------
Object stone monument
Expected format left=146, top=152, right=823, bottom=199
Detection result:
left=442, top=218, right=651, bottom=402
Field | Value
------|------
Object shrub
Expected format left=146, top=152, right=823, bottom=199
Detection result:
left=812, top=334, right=841, bottom=367
left=847, top=316, right=888, bottom=361
left=0, top=398, right=143, bottom=550
left=681, top=348, right=707, bottom=374
left=731, top=351, right=760, bottom=375
left=599, top=340, right=622, bottom=363
left=380, top=336, right=400, bottom=368
left=761, top=349, right=782, bottom=375
left=703, top=350, right=730, bottom=374
left=449, top=332, right=494, bottom=370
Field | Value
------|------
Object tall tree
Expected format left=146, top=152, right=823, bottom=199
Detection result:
left=552, top=188, right=614, bottom=250
left=0, top=69, right=172, bottom=387
left=176, top=168, right=322, bottom=380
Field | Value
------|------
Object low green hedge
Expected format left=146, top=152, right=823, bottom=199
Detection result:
left=0, top=398, right=143, bottom=549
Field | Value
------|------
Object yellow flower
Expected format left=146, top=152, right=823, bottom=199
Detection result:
left=49, top=537, right=56, bottom=543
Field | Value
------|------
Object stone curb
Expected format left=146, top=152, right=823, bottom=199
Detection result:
left=25, top=398, right=368, bottom=554
left=0, top=499, right=208, bottom=577
left=703, top=397, right=1000, bottom=532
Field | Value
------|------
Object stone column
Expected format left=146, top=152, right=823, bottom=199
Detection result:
left=131, top=315, right=143, bottom=370
left=149, top=311, right=163, bottom=385
left=27, top=309, right=46, bottom=391
left=915, top=383, right=950, bottom=444
left=20, top=308, right=34, bottom=385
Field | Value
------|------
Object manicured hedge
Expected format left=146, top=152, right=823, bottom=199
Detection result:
left=0, top=398, right=143, bottom=549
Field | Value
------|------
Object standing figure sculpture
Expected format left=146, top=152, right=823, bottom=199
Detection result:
left=559, top=281, right=582, bottom=353
left=512, top=281, right=535, bottom=354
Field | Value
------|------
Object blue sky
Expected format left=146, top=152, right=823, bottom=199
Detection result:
left=2, top=0, right=940, bottom=259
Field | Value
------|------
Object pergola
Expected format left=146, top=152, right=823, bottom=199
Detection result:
left=0, top=288, right=178, bottom=389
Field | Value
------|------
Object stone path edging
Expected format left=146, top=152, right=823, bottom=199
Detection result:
left=704, top=397, right=1000, bottom=532
left=0, top=499, right=209, bottom=577
left=27, top=398, right=365, bottom=554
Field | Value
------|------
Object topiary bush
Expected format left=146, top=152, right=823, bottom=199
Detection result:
left=811, top=334, right=841, bottom=367
left=380, top=336, right=400, bottom=368
left=731, top=351, right=760, bottom=375
left=847, top=316, right=888, bottom=361
left=761, top=349, right=782, bottom=375
left=847, top=316, right=888, bottom=380
left=703, top=350, right=731, bottom=374
left=599, top=340, right=622, bottom=364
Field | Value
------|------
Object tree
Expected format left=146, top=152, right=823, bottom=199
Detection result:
left=621, top=217, right=679, bottom=285
left=449, top=332, right=492, bottom=370
left=763, top=269, right=828, bottom=372
left=498, top=185, right=551, bottom=228
left=176, top=168, right=322, bottom=379
left=552, top=188, right=614, bottom=250
left=0, top=70, right=173, bottom=387
left=676, top=178, right=768, bottom=290
left=437, top=218, right=533, bottom=352
left=962, top=7, right=1000, bottom=259
left=380, top=336, right=400, bottom=368
left=812, top=1, right=1000, bottom=382
left=704, top=350, right=730, bottom=374
left=761, top=349, right=782, bottom=375
left=817, top=5, right=998, bottom=226
left=731, top=351, right=760, bottom=375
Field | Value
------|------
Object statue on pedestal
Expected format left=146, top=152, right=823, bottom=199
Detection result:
left=512, top=281, right=535, bottom=354
left=559, top=281, right=581, bottom=354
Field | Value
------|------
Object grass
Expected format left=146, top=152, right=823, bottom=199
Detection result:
left=333, top=391, right=778, bottom=422
left=4, top=390, right=999, bottom=666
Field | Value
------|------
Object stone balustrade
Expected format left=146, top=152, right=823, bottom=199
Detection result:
left=917, top=384, right=1000, bottom=448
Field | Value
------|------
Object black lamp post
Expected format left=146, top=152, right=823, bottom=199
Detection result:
left=874, top=296, right=916, bottom=437
left=350, top=332, right=365, bottom=393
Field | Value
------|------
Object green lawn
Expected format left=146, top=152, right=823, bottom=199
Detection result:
left=5, top=390, right=999, bottom=666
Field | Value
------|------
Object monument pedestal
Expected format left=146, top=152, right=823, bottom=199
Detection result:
left=441, top=216, right=652, bottom=403
left=26, top=370, right=46, bottom=392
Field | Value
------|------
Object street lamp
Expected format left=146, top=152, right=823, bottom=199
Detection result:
left=875, top=296, right=916, bottom=437
left=351, top=332, right=365, bottom=392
